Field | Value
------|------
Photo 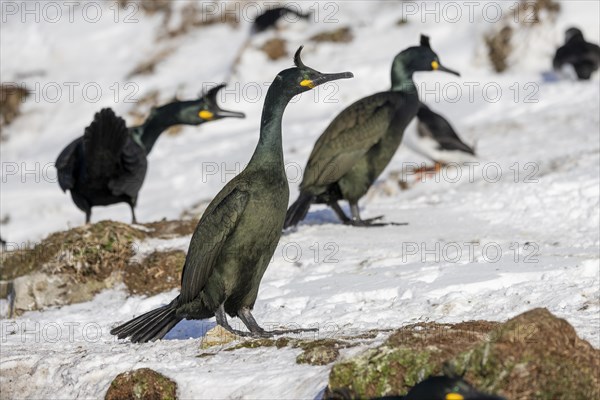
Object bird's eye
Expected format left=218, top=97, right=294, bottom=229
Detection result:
left=199, top=110, right=214, bottom=120
left=431, top=60, right=439, bottom=70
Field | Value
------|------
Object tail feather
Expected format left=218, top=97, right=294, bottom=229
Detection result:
left=284, top=192, right=314, bottom=229
left=83, top=108, right=128, bottom=178
left=111, top=301, right=182, bottom=343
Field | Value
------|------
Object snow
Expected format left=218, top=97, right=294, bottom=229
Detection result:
left=1, top=1, right=599, bottom=399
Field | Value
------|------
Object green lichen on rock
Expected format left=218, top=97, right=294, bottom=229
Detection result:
left=326, top=309, right=600, bottom=400
left=105, top=368, right=177, bottom=400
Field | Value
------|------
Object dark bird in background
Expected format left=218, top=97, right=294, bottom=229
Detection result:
left=0, top=236, right=6, bottom=250
left=330, top=375, right=505, bottom=400
left=408, top=102, right=476, bottom=166
left=397, top=375, right=505, bottom=400
left=224, top=6, right=312, bottom=81
left=110, top=47, right=353, bottom=342
left=284, top=35, right=460, bottom=228
left=553, top=27, right=600, bottom=80
left=55, top=85, right=245, bottom=224
left=252, top=6, right=312, bottom=33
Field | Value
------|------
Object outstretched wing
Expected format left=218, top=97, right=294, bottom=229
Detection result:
left=301, top=93, right=397, bottom=190
left=82, top=108, right=128, bottom=180
left=178, top=186, right=249, bottom=304
left=55, top=137, right=82, bottom=192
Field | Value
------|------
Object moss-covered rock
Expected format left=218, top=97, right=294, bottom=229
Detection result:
left=0, top=219, right=196, bottom=314
left=449, top=308, right=599, bottom=400
left=326, top=309, right=599, bottom=399
left=105, top=368, right=177, bottom=400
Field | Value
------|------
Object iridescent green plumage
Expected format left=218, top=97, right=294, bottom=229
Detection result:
left=285, top=35, right=460, bottom=228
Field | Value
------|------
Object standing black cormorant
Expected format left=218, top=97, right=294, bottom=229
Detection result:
left=408, top=102, right=475, bottom=165
left=110, top=47, right=353, bottom=342
left=55, top=84, right=245, bottom=224
left=553, top=27, right=600, bottom=80
left=252, top=6, right=312, bottom=33
left=284, top=35, right=460, bottom=228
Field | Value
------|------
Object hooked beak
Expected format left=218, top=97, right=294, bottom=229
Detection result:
left=312, top=71, right=354, bottom=87
left=215, top=108, right=246, bottom=119
left=437, top=64, right=460, bottom=77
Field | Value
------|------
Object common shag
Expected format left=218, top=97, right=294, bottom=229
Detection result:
left=553, top=27, right=600, bottom=80
left=408, top=102, right=475, bottom=165
left=110, top=47, right=353, bottom=342
left=55, top=85, right=244, bottom=224
left=371, top=375, right=505, bottom=400
left=252, top=6, right=312, bottom=33
left=285, top=35, right=459, bottom=228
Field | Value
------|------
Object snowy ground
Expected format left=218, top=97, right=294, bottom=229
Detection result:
left=1, top=1, right=599, bottom=399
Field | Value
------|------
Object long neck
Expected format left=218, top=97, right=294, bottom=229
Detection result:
left=247, top=82, right=290, bottom=169
left=391, top=56, right=417, bottom=93
left=134, top=104, right=180, bottom=153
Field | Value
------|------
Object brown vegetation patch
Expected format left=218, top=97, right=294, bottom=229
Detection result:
left=1, top=221, right=143, bottom=282
left=142, top=219, right=198, bottom=238
left=485, top=26, right=513, bottom=73
left=127, top=48, right=175, bottom=79
left=310, top=27, right=353, bottom=43
left=118, top=0, right=171, bottom=16
left=484, top=0, right=560, bottom=73
left=163, top=2, right=239, bottom=39
left=261, top=38, right=288, bottom=61
left=0, top=84, right=30, bottom=139
left=0, top=219, right=195, bottom=282
left=125, top=250, right=185, bottom=296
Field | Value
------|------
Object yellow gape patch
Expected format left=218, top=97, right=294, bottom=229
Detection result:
left=300, top=79, right=315, bottom=89
left=199, top=110, right=214, bottom=120
left=446, top=393, right=464, bottom=400
left=431, top=60, right=440, bottom=70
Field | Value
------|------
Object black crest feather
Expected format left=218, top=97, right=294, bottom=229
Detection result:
left=294, top=46, right=306, bottom=68
left=420, top=34, right=431, bottom=48
left=201, top=83, right=226, bottom=103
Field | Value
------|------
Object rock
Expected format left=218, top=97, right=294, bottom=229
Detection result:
left=326, top=309, right=599, bottom=399
left=200, top=325, right=238, bottom=349
left=12, top=272, right=116, bottom=315
left=105, top=368, right=177, bottom=400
